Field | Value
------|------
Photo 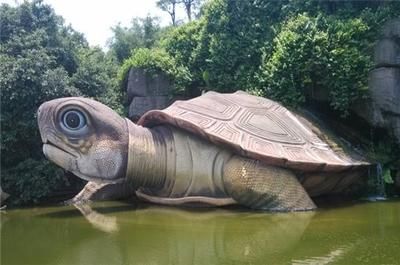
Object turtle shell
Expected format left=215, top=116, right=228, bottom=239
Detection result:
left=138, top=91, right=368, bottom=172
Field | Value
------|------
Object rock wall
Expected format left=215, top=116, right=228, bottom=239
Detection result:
left=126, top=68, right=174, bottom=121
left=352, top=19, right=400, bottom=144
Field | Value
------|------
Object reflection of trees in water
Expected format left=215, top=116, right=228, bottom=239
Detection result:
left=1, top=204, right=126, bottom=265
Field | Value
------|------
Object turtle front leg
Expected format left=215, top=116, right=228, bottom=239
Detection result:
left=223, top=156, right=316, bottom=211
left=65, top=181, right=136, bottom=205
left=64, top=182, right=108, bottom=205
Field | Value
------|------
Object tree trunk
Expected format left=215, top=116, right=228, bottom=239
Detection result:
left=185, top=2, right=192, bottom=21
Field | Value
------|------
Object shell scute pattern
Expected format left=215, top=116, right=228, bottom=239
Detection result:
left=139, top=91, right=366, bottom=172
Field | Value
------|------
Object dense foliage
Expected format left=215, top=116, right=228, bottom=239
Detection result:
left=194, top=0, right=284, bottom=91
left=120, top=0, right=399, bottom=117
left=0, top=1, right=121, bottom=205
left=259, top=13, right=372, bottom=115
left=173, top=0, right=399, bottom=114
left=161, top=20, right=204, bottom=91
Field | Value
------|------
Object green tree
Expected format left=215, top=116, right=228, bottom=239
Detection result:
left=260, top=14, right=333, bottom=108
left=259, top=3, right=400, bottom=116
left=108, top=15, right=161, bottom=63
left=192, top=0, right=286, bottom=91
left=180, top=0, right=203, bottom=21
left=161, top=19, right=205, bottom=94
left=1, top=1, right=121, bottom=205
left=157, top=0, right=178, bottom=26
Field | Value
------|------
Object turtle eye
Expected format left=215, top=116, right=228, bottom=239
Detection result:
left=62, top=110, right=86, bottom=131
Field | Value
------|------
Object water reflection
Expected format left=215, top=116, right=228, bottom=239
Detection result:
left=73, top=203, right=118, bottom=233
left=2, top=200, right=400, bottom=265
left=75, top=203, right=315, bottom=264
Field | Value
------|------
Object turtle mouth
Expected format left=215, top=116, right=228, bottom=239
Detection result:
left=42, top=139, right=78, bottom=158
left=42, top=138, right=125, bottom=184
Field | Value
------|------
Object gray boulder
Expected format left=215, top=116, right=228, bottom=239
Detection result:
left=126, top=68, right=173, bottom=121
left=129, top=96, right=170, bottom=121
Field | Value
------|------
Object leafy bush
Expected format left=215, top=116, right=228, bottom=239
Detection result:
left=193, top=0, right=285, bottom=91
left=119, top=48, right=192, bottom=95
left=2, top=160, right=66, bottom=205
left=259, top=14, right=328, bottom=107
left=161, top=19, right=205, bottom=92
left=325, top=16, right=371, bottom=115
left=259, top=12, right=382, bottom=116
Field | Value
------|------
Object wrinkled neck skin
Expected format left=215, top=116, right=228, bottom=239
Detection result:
left=125, top=119, right=167, bottom=189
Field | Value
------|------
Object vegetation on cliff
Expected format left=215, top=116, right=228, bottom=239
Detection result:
left=119, top=48, right=192, bottom=95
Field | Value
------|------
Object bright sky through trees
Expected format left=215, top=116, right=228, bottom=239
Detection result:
left=0, top=0, right=182, bottom=48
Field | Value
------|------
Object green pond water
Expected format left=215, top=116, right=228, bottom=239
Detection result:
left=1, top=200, right=400, bottom=265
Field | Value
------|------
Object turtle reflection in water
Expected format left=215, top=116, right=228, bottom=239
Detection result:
left=78, top=204, right=315, bottom=264
left=37, top=91, right=369, bottom=211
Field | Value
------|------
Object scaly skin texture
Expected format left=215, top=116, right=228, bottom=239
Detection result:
left=38, top=97, right=316, bottom=211
left=223, top=157, right=316, bottom=211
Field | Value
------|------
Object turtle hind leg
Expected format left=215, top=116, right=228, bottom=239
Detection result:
left=223, top=156, right=316, bottom=211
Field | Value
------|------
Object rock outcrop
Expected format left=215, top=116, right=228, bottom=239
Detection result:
left=352, top=19, right=400, bottom=144
left=126, top=68, right=174, bottom=121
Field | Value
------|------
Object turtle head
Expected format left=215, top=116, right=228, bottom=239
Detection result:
left=37, top=97, right=128, bottom=183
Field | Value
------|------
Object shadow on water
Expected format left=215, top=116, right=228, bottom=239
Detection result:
left=2, top=199, right=400, bottom=265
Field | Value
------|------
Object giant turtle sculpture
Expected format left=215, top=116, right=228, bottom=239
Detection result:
left=37, top=91, right=369, bottom=211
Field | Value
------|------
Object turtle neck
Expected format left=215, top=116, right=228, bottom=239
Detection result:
left=125, top=119, right=167, bottom=189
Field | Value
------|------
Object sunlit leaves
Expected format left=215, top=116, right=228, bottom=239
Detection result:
left=260, top=12, right=378, bottom=116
